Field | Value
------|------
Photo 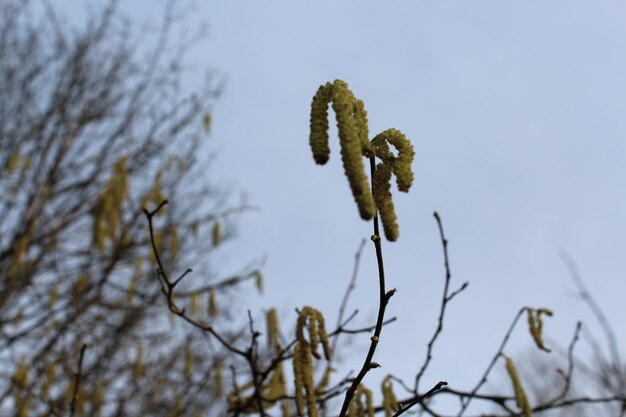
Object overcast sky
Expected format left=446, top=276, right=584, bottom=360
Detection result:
left=62, top=1, right=626, bottom=413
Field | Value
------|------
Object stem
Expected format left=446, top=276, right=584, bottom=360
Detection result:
left=338, top=157, right=394, bottom=417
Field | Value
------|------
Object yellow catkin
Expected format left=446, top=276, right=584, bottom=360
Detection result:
left=212, top=221, right=222, bottom=247
left=369, top=129, right=415, bottom=241
left=267, top=308, right=281, bottom=351
left=293, top=306, right=332, bottom=417
left=16, top=399, right=31, bottom=417
left=293, top=342, right=306, bottom=416
left=8, top=232, right=30, bottom=279
left=301, top=341, right=317, bottom=417
left=296, top=307, right=332, bottom=360
left=308, top=314, right=320, bottom=359
left=127, top=278, right=137, bottom=304
left=203, top=113, right=212, bottom=134
left=332, top=80, right=376, bottom=220
left=309, top=80, right=376, bottom=220
left=170, top=225, right=179, bottom=257
left=13, top=363, right=31, bottom=417
left=309, top=82, right=333, bottom=164
left=190, top=294, right=200, bottom=316
left=151, top=171, right=165, bottom=204
left=208, top=289, right=218, bottom=317
left=371, top=129, right=415, bottom=192
left=315, top=365, right=332, bottom=395
left=184, top=345, right=193, bottom=379
left=282, top=399, right=291, bottom=417
left=5, top=152, right=21, bottom=172
left=527, top=308, right=553, bottom=352
left=505, top=356, right=532, bottom=417
left=93, top=379, right=105, bottom=411
left=372, top=163, right=399, bottom=241
left=381, top=376, right=398, bottom=417
left=92, top=157, right=130, bottom=251
left=214, top=363, right=223, bottom=396
left=315, top=310, right=332, bottom=360
left=255, top=270, right=264, bottom=294
left=13, top=363, right=29, bottom=390
left=352, top=98, right=373, bottom=157
left=266, top=362, right=287, bottom=402
left=40, top=362, right=57, bottom=398
left=349, top=399, right=357, bottom=417
left=353, top=385, right=374, bottom=417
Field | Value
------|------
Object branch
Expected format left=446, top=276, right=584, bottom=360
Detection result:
left=69, top=344, right=87, bottom=417
left=414, top=211, right=468, bottom=392
left=143, top=201, right=247, bottom=358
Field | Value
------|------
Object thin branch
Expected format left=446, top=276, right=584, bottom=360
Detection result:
left=395, top=381, right=448, bottom=417
left=553, top=321, right=582, bottom=401
left=457, top=307, right=526, bottom=416
left=69, top=344, right=88, bottom=417
left=414, top=212, right=468, bottom=392
left=331, top=239, right=367, bottom=357
left=143, top=201, right=248, bottom=358
left=561, top=252, right=623, bottom=380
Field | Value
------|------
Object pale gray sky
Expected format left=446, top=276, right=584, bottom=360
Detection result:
left=62, top=1, right=626, bottom=413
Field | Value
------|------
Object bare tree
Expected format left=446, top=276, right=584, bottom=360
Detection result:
left=0, top=1, right=261, bottom=416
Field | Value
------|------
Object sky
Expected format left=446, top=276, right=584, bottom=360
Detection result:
left=61, top=1, right=626, bottom=414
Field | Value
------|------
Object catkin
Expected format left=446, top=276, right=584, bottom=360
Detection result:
left=267, top=308, right=281, bottom=351
left=293, top=306, right=332, bottom=417
left=505, top=356, right=532, bottom=417
left=308, top=80, right=376, bottom=220
left=309, top=82, right=333, bottom=165
left=372, top=163, right=399, bottom=241
left=332, top=80, right=375, bottom=220
left=526, top=308, right=553, bottom=352
left=381, top=376, right=398, bottom=417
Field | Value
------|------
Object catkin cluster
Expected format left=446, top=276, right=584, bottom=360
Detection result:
left=309, top=80, right=415, bottom=241
left=348, top=384, right=374, bottom=417
left=293, top=306, right=332, bottom=417
left=504, top=356, right=532, bottom=417
left=93, top=157, right=129, bottom=251
left=381, top=376, right=399, bottom=417
left=371, top=129, right=415, bottom=241
left=526, top=307, right=553, bottom=352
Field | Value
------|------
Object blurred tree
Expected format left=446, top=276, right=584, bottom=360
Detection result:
left=0, top=1, right=260, bottom=416
left=507, top=257, right=626, bottom=417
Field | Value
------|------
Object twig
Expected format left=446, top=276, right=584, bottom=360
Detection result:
left=336, top=317, right=397, bottom=335
left=457, top=307, right=526, bottom=416
left=69, top=344, right=87, bottom=417
left=143, top=201, right=247, bottom=357
left=394, top=381, right=448, bottom=417
left=561, top=252, right=623, bottom=383
left=331, top=239, right=367, bottom=356
left=553, top=321, right=582, bottom=401
left=414, top=212, right=469, bottom=392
